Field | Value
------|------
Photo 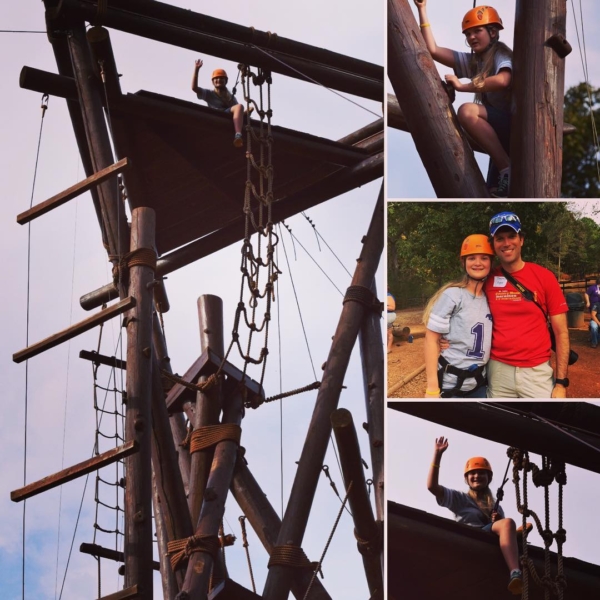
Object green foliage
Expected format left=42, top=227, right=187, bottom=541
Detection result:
left=387, top=202, right=600, bottom=308
left=562, top=83, right=600, bottom=198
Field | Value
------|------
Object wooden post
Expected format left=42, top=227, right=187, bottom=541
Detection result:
left=123, top=207, right=156, bottom=598
left=67, top=24, right=130, bottom=292
left=387, top=0, right=489, bottom=197
left=188, top=295, right=224, bottom=525
left=152, top=312, right=191, bottom=494
left=153, top=476, right=179, bottom=599
left=330, top=409, right=382, bottom=596
left=358, top=282, right=384, bottom=524
left=262, top=186, right=384, bottom=600
left=510, top=0, right=567, bottom=197
left=178, top=384, right=245, bottom=598
left=231, top=459, right=332, bottom=600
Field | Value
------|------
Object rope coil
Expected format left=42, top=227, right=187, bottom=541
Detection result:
left=268, top=545, right=319, bottom=572
left=110, top=247, right=157, bottom=287
left=343, top=285, right=383, bottom=312
left=167, top=534, right=221, bottom=572
left=189, top=424, right=242, bottom=454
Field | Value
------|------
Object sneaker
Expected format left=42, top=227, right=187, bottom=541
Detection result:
left=492, top=170, right=510, bottom=198
left=233, top=132, right=244, bottom=148
left=508, top=569, right=523, bottom=595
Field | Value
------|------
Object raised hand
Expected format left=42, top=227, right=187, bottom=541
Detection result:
left=195, top=59, right=203, bottom=69
left=434, top=436, right=449, bottom=454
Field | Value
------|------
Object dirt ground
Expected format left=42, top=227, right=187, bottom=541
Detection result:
left=387, top=307, right=600, bottom=399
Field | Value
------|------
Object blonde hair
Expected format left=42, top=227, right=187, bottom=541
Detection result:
left=467, top=487, right=496, bottom=519
left=469, top=28, right=513, bottom=100
left=422, top=273, right=470, bottom=326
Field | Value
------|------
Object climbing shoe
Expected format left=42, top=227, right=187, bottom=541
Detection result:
left=233, top=132, right=244, bottom=148
left=508, top=569, right=523, bottom=595
left=492, top=170, right=510, bottom=198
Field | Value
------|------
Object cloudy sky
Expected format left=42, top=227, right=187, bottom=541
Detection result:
left=0, top=1, right=383, bottom=598
left=388, top=0, right=600, bottom=197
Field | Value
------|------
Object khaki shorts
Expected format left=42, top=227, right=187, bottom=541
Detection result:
left=486, top=359, right=554, bottom=398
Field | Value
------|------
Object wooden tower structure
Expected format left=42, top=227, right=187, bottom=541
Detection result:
left=388, top=402, right=600, bottom=599
left=387, top=0, right=572, bottom=198
left=11, top=1, right=384, bottom=599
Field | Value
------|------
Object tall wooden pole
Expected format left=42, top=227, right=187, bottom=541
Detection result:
left=263, top=186, right=384, bottom=600
left=358, top=282, right=384, bottom=525
left=510, top=0, right=567, bottom=197
left=187, top=295, right=224, bottom=525
left=153, top=476, right=179, bottom=599
left=123, top=207, right=155, bottom=597
left=387, top=0, right=489, bottom=198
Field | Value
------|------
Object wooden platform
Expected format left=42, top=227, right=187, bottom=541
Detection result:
left=388, top=502, right=600, bottom=600
left=108, top=90, right=376, bottom=255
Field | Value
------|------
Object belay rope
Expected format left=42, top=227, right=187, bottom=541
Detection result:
left=508, top=448, right=567, bottom=600
left=218, top=64, right=281, bottom=406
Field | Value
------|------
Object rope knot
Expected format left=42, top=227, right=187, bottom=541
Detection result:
left=343, top=285, right=383, bottom=312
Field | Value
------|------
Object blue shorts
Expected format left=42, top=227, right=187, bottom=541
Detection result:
left=482, top=522, right=494, bottom=533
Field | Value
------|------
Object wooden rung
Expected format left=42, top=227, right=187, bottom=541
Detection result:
left=13, top=297, right=135, bottom=364
left=11, top=440, right=138, bottom=503
left=79, top=349, right=127, bottom=370
left=99, top=585, right=139, bottom=600
left=80, top=543, right=160, bottom=571
left=16, top=157, right=130, bottom=225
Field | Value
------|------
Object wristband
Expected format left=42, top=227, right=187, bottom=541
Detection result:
left=420, top=23, right=431, bottom=28
left=431, top=463, right=440, bottom=468
left=425, top=388, right=440, bottom=397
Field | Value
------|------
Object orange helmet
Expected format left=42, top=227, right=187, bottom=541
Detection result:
left=460, top=234, right=494, bottom=257
left=464, top=456, right=493, bottom=476
left=211, top=69, right=228, bottom=81
left=462, top=6, right=504, bottom=33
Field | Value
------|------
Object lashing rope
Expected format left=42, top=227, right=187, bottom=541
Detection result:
left=167, top=534, right=221, bottom=572
left=267, top=545, right=319, bottom=572
left=159, top=370, right=218, bottom=395
left=343, top=285, right=384, bottom=312
left=109, top=247, right=157, bottom=287
left=188, top=424, right=241, bottom=454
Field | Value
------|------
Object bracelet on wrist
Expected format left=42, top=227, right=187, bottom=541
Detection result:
left=431, top=463, right=440, bottom=468
left=420, top=22, right=431, bottom=28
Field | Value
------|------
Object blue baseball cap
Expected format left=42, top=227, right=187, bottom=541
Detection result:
left=489, top=211, right=522, bottom=236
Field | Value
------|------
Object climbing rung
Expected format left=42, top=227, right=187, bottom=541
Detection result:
left=99, top=585, right=139, bottom=600
left=80, top=543, right=160, bottom=571
left=80, top=349, right=127, bottom=370
left=13, top=297, right=135, bottom=364
left=16, top=157, right=130, bottom=225
left=10, top=440, right=138, bottom=503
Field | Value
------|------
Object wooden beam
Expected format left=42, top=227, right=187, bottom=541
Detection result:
left=11, top=440, right=138, bottom=502
left=79, top=349, right=127, bottom=370
left=208, top=579, right=262, bottom=600
left=13, top=297, right=135, bottom=364
left=16, top=158, right=130, bottom=225
left=80, top=542, right=160, bottom=571
left=99, top=586, right=139, bottom=600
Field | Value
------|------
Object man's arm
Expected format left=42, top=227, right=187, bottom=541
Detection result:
left=191, top=59, right=203, bottom=94
left=549, top=312, right=569, bottom=398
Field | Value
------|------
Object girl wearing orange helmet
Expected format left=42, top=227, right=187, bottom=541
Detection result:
left=413, top=2, right=513, bottom=197
left=428, top=438, right=523, bottom=594
left=422, top=235, right=494, bottom=398
left=191, top=58, right=246, bottom=148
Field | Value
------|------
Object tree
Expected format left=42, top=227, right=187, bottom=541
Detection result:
left=562, top=83, right=600, bottom=198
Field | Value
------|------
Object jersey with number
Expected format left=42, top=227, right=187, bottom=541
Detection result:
left=483, top=263, right=568, bottom=367
left=426, top=287, right=492, bottom=391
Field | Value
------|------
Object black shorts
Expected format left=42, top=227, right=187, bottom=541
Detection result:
left=484, top=103, right=512, bottom=187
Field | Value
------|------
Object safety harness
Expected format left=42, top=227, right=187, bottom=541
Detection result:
left=437, top=355, right=487, bottom=398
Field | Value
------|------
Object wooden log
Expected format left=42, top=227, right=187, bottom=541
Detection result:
left=54, top=0, right=382, bottom=102
left=510, top=0, right=567, bottom=197
left=262, top=186, right=384, bottom=600
left=331, top=409, right=382, bottom=596
left=188, top=295, right=224, bottom=526
left=79, top=349, right=127, bottom=370
left=80, top=542, right=160, bottom=571
left=11, top=441, right=138, bottom=502
left=152, top=477, right=179, bottom=598
left=16, top=158, right=130, bottom=225
left=388, top=402, right=600, bottom=474
left=153, top=278, right=170, bottom=313
left=123, top=207, right=156, bottom=597
left=387, top=0, right=489, bottom=198
left=178, top=383, right=245, bottom=598
left=230, top=459, right=331, bottom=600
left=12, top=297, right=135, bottom=364
left=152, top=313, right=191, bottom=495
left=99, top=586, right=139, bottom=600
left=80, top=281, right=119, bottom=310
left=358, top=281, right=384, bottom=523
left=67, top=23, right=130, bottom=294
left=86, top=26, right=123, bottom=98
left=388, top=364, right=425, bottom=395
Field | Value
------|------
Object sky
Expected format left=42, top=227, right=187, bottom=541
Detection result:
left=387, top=406, right=600, bottom=569
left=0, top=1, right=383, bottom=599
left=388, top=0, right=600, bottom=197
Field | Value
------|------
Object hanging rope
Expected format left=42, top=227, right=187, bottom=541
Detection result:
left=508, top=448, right=567, bottom=600
left=265, top=381, right=321, bottom=403
left=239, top=516, right=256, bottom=593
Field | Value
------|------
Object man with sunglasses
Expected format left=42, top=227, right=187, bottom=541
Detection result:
left=483, top=211, right=570, bottom=398
left=191, top=59, right=245, bottom=147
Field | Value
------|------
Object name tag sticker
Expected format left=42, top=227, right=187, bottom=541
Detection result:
left=494, top=276, right=507, bottom=287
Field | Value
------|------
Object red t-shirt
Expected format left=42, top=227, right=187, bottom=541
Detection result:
left=483, top=263, right=568, bottom=367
